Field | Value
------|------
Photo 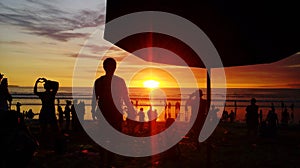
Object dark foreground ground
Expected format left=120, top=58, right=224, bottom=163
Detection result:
left=17, top=120, right=300, bottom=168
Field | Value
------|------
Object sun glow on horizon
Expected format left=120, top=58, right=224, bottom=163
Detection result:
left=143, top=80, right=160, bottom=89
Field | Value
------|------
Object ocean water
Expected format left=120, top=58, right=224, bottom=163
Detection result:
left=8, top=86, right=300, bottom=123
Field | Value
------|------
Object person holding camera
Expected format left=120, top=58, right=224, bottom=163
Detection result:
left=34, top=77, right=59, bottom=148
left=185, top=89, right=208, bottom=150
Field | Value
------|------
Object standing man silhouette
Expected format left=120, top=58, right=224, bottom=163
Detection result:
left=91, top=57, right=136, bottom=131
left=91, top=57, right=136, bottom=167
left=147, top=106, right=158, bottom=135
left=245, top=98, right=259, bottom=136
left=64, top=100, right=72, bottom=131
left=57, top=99, right=64, bottom=127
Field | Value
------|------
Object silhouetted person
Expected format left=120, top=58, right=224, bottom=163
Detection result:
left=234, top=100, right=237, bottom=117
left=271, top=102, right=275, bottom=109
left=91, top=58, right=136, bottom=131
left=71, top=99, right=81, bottom=131
left=266, top=105, right=278, bottom=137
left=27, top=109, right=35, bottom=119
left=64, top=100, right=72, bottom=130
left=167, top=102, right=172, bottom=117
left=91, top=57, right=136, bottom=167
left=281, top=106, right=290, bottom=126
left=229, top=110, right=235, bottom=123
left=2, top=110, right=38, bottom=167
left=34, top=77, right=59, bottom=148
left=245, top=98, right=259, bottom=136
left=138, top=107, right=145, bottom=132
left=138, top=107, right=145, bottom=122
left=185, top=89, right=208, bottom=146
left=57, top=99, right=64, bottom=127
left=221, top=109, right=229, bottom=122
left=147, top=106, right=158, bottom=134
left=290, top=103, right=294, bottom=111
left=0, top=78, right=12, bottom=111
left=16, top=102, right=22, bottom=113
left=164, top=100, right=168, bottom=120
left=77, top=101, right=85, bottom=121
left=0, top=76, right=36, bottom=167
left=23, top=110, right=27, bottom=119
left=154, top=109, right=158, bottom=118
left=74, top=100, right=85, bottom=132
left=208, top=105, right=219, bottom=123
left=290, top=112, right=294, bottom=124
left=135, top=100, right=139, bottom=109
left=71, top=100, right=76, bottom=130
left=281, top=101, right=285, bottom=113
left=175, top=101, right=180, bottom=118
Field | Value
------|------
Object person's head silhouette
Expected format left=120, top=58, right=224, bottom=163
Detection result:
left=103, top=57, right=116, bottom=76
left=191, top=89, right=203, bottom=99
left=251, top=98, right=256, bottom=105
left=198, top=89, right=203, bottom=98
left=1, top=78, right=8, bottom=87
left=66, top=100, right=72, bottom=106
left=0, top=73, right=4, bottom=80
left=44, top=81, right=51, bottom=91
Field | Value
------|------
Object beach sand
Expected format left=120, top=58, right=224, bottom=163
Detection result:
left=21, top=120, right=300, bottom=168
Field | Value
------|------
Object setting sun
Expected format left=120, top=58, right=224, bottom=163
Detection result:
left=143, top=80, right=160, bottom=88
left=128, top=67, right=180, bottom=88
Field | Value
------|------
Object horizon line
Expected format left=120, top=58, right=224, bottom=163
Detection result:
left=8, top=85, right=300, bottom=89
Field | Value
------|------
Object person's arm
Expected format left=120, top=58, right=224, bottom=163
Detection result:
left=119, top=79, right=137, bottom=135
left=120, top=79, right=136, bottom=120
left=34, top=78, right=41, bottom=95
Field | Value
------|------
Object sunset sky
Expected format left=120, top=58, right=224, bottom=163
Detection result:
left=1, top=0, right=299, bottom=88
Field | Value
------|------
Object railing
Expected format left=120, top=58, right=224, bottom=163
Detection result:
left=9, top=94, right=299, bottom=122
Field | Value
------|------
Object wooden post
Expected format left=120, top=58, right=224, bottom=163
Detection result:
left=206, top=68, right=212, bottom=168
left=206, top=68, right=211, bottom=112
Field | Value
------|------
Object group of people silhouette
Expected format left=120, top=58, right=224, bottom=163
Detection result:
left=89, top=58, right=210, bottom=167
left=221, top=108, right=236, bottom=123
left=1, top=74, right=38, bottom=167
left=1, top=73, right=89, bottom=163
left=136, top=106, right=159, bottom=133
left=245, top=98, right=295, bottom=138
left=1, top=58, right=298, bottom=167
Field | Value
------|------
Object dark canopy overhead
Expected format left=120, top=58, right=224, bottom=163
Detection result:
left=104, top=0, right=299, bottom=68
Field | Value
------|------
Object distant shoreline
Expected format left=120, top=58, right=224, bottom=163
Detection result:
left=8, top=85, right=20, bottom=87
